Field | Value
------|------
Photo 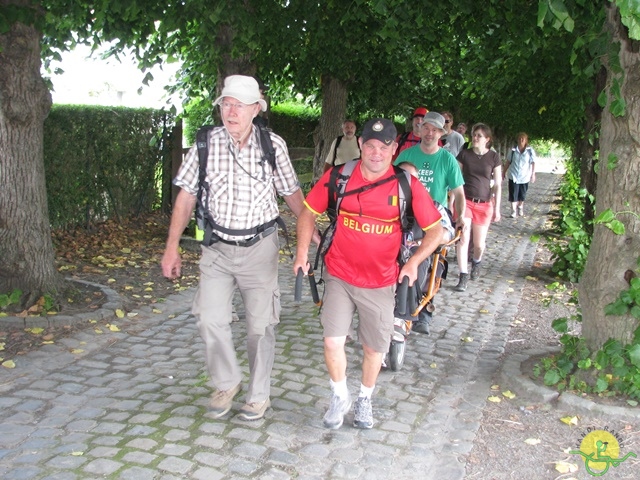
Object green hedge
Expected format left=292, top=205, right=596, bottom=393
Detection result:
left=44, top=105, right=173, bottom=229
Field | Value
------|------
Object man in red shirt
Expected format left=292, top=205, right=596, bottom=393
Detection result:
left=294, top=118, right=443, bottom=429
left=392, top=106, right=428, bottom=161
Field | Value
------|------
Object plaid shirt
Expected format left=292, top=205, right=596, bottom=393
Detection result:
left=174, top=125, right=300, bottom=241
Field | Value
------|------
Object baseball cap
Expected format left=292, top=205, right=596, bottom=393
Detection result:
left=412, top=106, right=428, bottom=118
left=213, top=75, right=268, bottom=112
left=421, top=111, right=445, bottom=131
left=361, top=118, right=397, bottom=145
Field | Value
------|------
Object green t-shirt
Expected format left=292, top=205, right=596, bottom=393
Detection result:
left=395, top=146, right=464, bottom=205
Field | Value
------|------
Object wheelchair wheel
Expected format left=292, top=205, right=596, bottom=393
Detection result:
left=388, top=341, right=406, bottom=371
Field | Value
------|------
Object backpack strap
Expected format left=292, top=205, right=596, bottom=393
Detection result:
left=395, top=166, right=413, bottom=232
left=326, top=159, right=358, bottom=220
left=396, top=131, right=411, bottom=151
left=331, top=135, right=344, bottom=166
left=196, top=125, right=215, bottom=247
left=257, top=123, right=277, bottom=171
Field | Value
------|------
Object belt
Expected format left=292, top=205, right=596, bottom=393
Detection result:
left=210, top=224, right=277, bottom=247
left=470, top=198, right=489, bottom=203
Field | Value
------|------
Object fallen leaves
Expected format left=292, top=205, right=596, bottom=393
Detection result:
left=560, top=415, right=579, bottom=426
left=2, top=359, right=16, bottom=368
left=554, top=460, right=578, bottom=473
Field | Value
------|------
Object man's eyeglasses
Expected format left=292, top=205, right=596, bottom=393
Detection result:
left=220, top=102, right=248, bottom=111
left=444, top=120, right=451, bottom=124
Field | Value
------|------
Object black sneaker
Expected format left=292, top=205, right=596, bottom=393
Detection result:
left=470, top=260, right=482, bottom=280
left=411, top=320, right=430, bottom=334
left=455, top=273, right=469, bottom=292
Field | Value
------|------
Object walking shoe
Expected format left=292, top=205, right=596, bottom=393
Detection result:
left=455, top=273, right=469, bottom=292
left=411, top=320, right=430, bottom=334
left=353, top=396, right=373, bottom=429
left=518, top=205, right=524, bottom=216
left=237, top=398, right=270, bottom=421
left=208, top=383, right=241, bottom=418
left=323, top=394, right=352, bottom=429
left=510, top=210, right=517, bottom=218
left=470, top=260, right=482, bottom=280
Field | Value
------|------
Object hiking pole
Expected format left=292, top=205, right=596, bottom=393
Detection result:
left=396, top=276, right=409, bottom=316
left=294, top=265, right=322, bottom=306
left=307, top=266, right=321, bottom=306
left=294, top=268, right=304, bottom=302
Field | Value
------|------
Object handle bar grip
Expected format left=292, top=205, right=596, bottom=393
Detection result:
left=408, top=284, right=418, bottom=315
left=294, top=268, right=304, bottom=302
left=396, top=276, right=409, bottom=316
left=308, top=270, right=321, bottom=305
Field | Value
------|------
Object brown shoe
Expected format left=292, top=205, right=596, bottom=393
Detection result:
left=237, top=398, right=271, bottom=421
left=209, top=384, right=241, bottom=418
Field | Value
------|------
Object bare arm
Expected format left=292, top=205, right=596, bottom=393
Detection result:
left=161, top=189, right=197, bottom=279
left=530, top=162, right=536, bottom=183
left=503, top=160, right=511, bottom=180
left=282, top=188, right=306, bottom=217
left=451, top=185, right=469, bottom=227
left=284, top=188, right=321, bottom=244
left=492, top=165, right=502, bottom=222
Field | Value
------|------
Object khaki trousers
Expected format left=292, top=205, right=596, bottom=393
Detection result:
left=193, top=230, right=281, bottom=403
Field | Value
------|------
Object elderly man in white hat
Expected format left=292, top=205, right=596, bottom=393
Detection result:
left=162, top=75, right=308, bottom=421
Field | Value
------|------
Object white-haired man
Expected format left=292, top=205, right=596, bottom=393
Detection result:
left=162, top=75, right=308, bottom=421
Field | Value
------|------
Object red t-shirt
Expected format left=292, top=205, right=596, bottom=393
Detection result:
left=305, top=162, right=442, bottom=288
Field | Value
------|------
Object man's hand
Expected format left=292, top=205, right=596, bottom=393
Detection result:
left=161, top=249, right=182, bottom=279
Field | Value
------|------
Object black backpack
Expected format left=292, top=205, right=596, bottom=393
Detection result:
left=194, top=124, right=284, bottom=247
left=314, top=160, right=414, bottom=270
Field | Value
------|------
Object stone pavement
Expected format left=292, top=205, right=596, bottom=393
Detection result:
left=0, top=173, right=562, bottom=480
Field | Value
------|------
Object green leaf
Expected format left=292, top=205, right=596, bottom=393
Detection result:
left=609, top=219, right=625, bottom=235
left=578, top=358, right=592, bottom=369
left=605, top=299, right=628, bottom=316
left=594, top=209, right=615, bottom=224
left=628, top=344, right=640, bottom=367
left=607, top=153, right=618, bottom=170
left=595, top=376, right=609, bottom=392
left=537, top=1, right=549, bottom=27
left=544, top=369, right=561, bottom=386
left=597, top=89, right=607, bottom=108
left=552, top=317, right=568, bottom=333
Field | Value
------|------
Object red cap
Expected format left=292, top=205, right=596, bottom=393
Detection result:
left=412, top=106, right=428, bottom=118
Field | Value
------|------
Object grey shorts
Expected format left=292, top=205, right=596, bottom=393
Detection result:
left=320, top=271, right=395, bottom=353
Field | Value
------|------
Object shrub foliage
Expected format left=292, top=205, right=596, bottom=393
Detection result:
left=44, top=105, right=174, bottom=229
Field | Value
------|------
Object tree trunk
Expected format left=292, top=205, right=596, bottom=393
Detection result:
left=312, top=74, right=348, bottom=182
left=0, top=13, right=60, bottom=308
left=579, top=5, right=640, bottom=351
left=576, top=65, right=607, bottom=232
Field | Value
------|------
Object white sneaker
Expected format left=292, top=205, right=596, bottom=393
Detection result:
left=323, top=394, right=352, bottom=429
left=518, top=206, right=524, bottom=216
left=510, top=210, right=517, bottom=218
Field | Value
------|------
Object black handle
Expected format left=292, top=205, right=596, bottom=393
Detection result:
left=408, top=284, right=418, bottom=314
left=294, top=268, right=304, bottom=302
left=396, top=276, right=409, bottom=316
left=308, top=270, right=321, bottom=305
